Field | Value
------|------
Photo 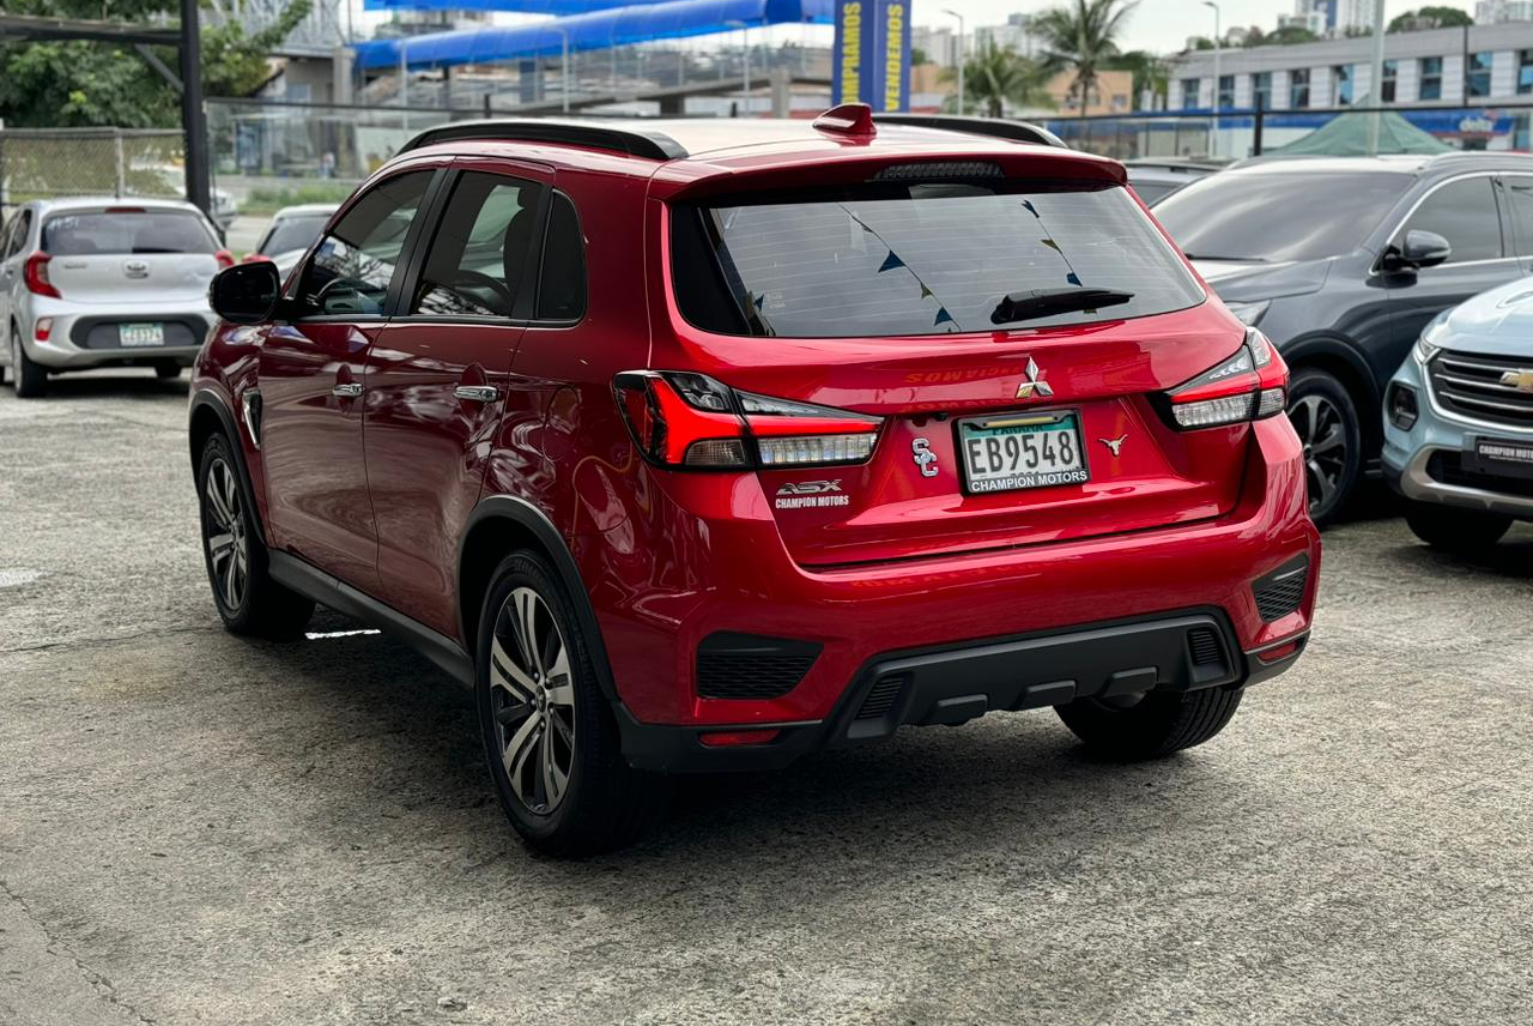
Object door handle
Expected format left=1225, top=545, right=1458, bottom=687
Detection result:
left=332, top=382, right=363, bottom=399
left=454, top=385, right=499, bottom=403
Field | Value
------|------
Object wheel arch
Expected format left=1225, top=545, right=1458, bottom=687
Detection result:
left=1280, top=334, right=1381, bottom=451
left=457, top=496, right=622, bottom=708
left=188, top=389, right=267, bottom=546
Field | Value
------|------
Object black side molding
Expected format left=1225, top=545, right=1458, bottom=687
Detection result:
left=267, top=550, right=474, bottom=686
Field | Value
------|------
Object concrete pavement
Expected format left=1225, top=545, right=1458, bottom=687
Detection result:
left=2, top=370, right=1531, bottom=1025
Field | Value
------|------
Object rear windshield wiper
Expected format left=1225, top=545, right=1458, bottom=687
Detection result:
left=990, top=287, right=1135, bottom=325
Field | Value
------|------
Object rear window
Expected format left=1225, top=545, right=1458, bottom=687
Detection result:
left=42, top=211, right=216, bottom=257
left=258, top=214, right=332, bottom=257
left=671, top=180, right=1203, bottom=337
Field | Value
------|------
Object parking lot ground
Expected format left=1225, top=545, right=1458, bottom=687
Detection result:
left=2, top=372, right=1532, bottom=1026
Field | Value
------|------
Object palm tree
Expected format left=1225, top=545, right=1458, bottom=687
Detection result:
left=942, top=40, right=1054, bottom=119
left=1034, top=0, right=1139, bottom=116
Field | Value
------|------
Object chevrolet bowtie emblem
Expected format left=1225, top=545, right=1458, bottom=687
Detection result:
left=1500, top=369, right=1533, bottom=394
left=1015, top=357, right=1054, bottom=400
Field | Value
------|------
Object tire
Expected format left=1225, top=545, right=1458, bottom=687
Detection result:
left=155, top=363, right=184, bottom=380
left=1055, top=686, right=1244, bottom=761
left=1405, top=503, right=1512, bottom=554
left=10, top=323, right=47, bottom=399
left=1287, top=368, right=1361, bottom=527
left=196, top=433, right=314, bottom=640
left=476, top=551, right=666, bottom=857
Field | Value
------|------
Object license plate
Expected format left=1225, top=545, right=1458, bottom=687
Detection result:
left=1474, top=437, right=1533, bottom=478
left=119, top=322, right=165, bottom=347
left=957, top=410, right=1090, bottom=494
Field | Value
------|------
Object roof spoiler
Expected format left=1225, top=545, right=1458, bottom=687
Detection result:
left=870, top=114, right=1067, bottom=149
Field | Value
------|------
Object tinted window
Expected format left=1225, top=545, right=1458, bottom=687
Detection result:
left=41, top=210, right=215, bottom=256
left=4, top=210, right=31, bottom=259
left=1156, top=171, right=1413, bottom=263
left=258, top=213, right=332, bottom=257
left=1399, top=177, right=1502, bottom=264
left=1502, top=176, right=1533, bottom=255
left=411, top=173, right=539, bottom=318
left=1131, top=181, right=1181, bottom=206
left=299, top=171, right=431, bottom=317
left=673, top=181, right=1204, bottom=337
left=536, top=193, right=586, bottom=321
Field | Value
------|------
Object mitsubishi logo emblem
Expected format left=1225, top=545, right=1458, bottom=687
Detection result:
left=1015, top=357, right=1054, bottom=400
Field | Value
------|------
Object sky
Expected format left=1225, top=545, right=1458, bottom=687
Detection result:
left=912, top=0, right=1480, bottom=55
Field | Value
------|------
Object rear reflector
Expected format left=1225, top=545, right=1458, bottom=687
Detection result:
left=698, top=729, right=782, bottom=747
left=34, top=317, right=53, bottom=342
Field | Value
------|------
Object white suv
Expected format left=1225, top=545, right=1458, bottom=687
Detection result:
left=1, top=198, right=228, bottom=398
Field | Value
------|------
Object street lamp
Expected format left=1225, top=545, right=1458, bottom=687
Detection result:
left=726, top=19, right=750, bottom=116
left=943, top=9, right=965, bottom=116
left=1203, top=1, right=1221, bottom=158
left=547, top=24, right=570, bottom=114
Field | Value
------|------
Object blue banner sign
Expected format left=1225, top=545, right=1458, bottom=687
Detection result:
left=833, top=0, right=909, bottom=111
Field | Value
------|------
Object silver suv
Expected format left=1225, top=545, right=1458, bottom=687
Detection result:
left=1, top=198, right=227, bottom=398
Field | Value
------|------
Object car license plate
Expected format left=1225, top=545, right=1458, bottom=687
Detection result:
left=119, top=322, right=165, bottom=347
left=957, top=410, right=1090, bottom=494
left=1474, top=437, right=1533, bottom=478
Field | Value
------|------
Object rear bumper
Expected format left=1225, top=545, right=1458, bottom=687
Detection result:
left=620, top=610, right=1308, bottom=773
left=19, top=300, right=211, bottom=370
left=591, top=416, right=1319, bottom=752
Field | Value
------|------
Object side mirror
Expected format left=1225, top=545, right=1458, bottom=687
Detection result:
left=209, top=261, right=282, bottom=325
left=1386, top=229, right=1452, bottom=273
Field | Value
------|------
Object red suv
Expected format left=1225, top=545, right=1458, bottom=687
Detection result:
left=193, top=107, right=1319, bottom=855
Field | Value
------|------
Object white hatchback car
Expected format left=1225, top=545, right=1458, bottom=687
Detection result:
left=247, top=203, right=339, bottom=281
left=0, top=198, right=229, bottom=398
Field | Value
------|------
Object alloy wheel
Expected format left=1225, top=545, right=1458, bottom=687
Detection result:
left=489, top=587, right=576, bottom=814
left=1288, top=394, right=1347, bottom=517
left=203, top=458, right=249, bottom=612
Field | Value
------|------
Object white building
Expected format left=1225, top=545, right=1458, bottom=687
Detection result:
left=1169, top=21, right=1533, bottom=111
left=913, top=25, right=962, bottom=68
left=974, top=12, right=1047, bottom=60
left=1279, top=1, right=1373, bottom=38
left=1477, top=1, right=1533, bottom=23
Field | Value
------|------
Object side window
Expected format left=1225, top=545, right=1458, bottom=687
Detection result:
left=536, top=193, right=586, bottom=321
left=411, top=172, right=540, bottom=318
left=7, top=210, right=33, bottom=259
left=1501, top=176, right=1533, bottom=257
left=298, top=170, right=432, bottom=317
left=1399, top=177, right=1503, bottom=265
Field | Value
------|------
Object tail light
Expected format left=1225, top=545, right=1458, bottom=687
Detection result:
left=24, top=253, right=60, bottom=299
left=613, top=371, right=883, bottom=470
left=242, top=253, right=274, bottom=264
left=215, top=249, right=235, bottom=269
left=1159, top=329, right=1287, bottom=430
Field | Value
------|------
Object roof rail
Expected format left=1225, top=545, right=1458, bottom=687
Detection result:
left=400, top=119, right=688, bottom=161
left=870, top=114, right=1067, bottom=149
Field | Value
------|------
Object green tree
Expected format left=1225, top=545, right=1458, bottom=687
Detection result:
left=1390, top=6, right=1474, bottom=32
left=943, top=40, right=1054, bottom=118
left=0, top=0, right=312, bottom=129
left=1034, top=0, right=1139, bottom=117
left=1109, top=49, right=1168, bottom=109
left=1268, top=24, right=1322, bottom=45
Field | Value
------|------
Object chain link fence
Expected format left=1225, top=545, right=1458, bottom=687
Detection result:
left=0, top=128, right=187, bottom=212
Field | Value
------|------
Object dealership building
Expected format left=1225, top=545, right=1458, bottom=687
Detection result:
left=1168, top=23, right=1533, bottom=112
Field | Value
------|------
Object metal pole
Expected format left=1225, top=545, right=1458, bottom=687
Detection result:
left=1203, top=2, right=1220, bottom=159
left=1366, top=0, right=1386, bottom=154
left=943, top=10, right=964, bottom=116
left=558, top=28, right=570, bottom=114
left=1252, top=95, right=1265, bottom=156
left=742, top=23, right=750, bottom=115
left=399, top=41, right=409, bottom=132
left=179, top=0, right=210, bottom=215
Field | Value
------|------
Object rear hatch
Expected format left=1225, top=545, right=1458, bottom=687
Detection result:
left=40, top=206, right=222, bottom=304
left=661, top=166, right=1260, bottom=568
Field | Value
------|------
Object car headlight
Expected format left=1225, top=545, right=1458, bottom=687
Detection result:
left=1414, top=309, right=1452, bottom=364
left=1224, top=300, right=1270, bottom=326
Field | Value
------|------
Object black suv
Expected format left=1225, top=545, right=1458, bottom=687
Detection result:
left=1155, top=152, right=1533, bottom=523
